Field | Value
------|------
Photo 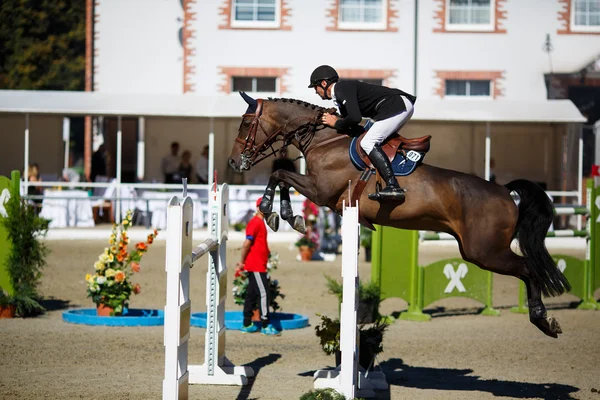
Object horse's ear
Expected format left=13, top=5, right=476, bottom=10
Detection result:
left=239, top=91, right=257, bottom=107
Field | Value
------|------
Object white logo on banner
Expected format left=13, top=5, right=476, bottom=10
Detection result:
left=406, top=150, right=421, bottom=163
left=0, top=188, right=10, bottom=218
left=557, top=259, right=567, bottom=273
left=596, top=195, right=600, bottom=222
left=443, top=263, right=468, bottom=293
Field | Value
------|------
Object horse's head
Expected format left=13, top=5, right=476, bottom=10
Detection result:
left=228, top=92, right=324, bottom=172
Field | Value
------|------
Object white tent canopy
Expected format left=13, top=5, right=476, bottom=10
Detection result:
left=0, top=89, right=586, bottom=223
left=0, top=90, right=586, bottom=123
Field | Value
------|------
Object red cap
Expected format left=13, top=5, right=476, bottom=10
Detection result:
left=256, top=197, right=263, bottom=208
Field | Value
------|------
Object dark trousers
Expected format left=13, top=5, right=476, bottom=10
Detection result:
left=243, top=272, right=270, bottom=327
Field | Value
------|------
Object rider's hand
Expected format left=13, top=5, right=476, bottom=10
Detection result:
left=321, top=113, right=339, bottom=127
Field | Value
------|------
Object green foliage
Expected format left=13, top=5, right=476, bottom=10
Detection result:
left=295, top=234, right=318, bottom=249
left=299, top=388, right=352, bottom=400
left=0, top=1, right=86, bottom=90
left=1, top=186, right=50, bottom=317
left=324, top=275, right=381, bottom=303
left=359, top=225, right=372, bottom=248
left=314, top=314, right=389, bottom=358
left=314, top=314, right=341, bottom=355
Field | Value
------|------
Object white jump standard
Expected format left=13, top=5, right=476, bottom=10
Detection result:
left=313, top=201, right=387, bottom=399
left=162, top=183, right=254, bottom=400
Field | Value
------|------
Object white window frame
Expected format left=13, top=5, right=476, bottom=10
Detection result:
left=570, top=0, right=600, bottom=33
left=445, top=0, right=495, bottom=32
left=444, top=79, right=493, bottom=99
left=230, top=0, right=281, bottom=29
left=231, top=76, right=279, bottom=95
left=338, top=0, right=388, bottom=31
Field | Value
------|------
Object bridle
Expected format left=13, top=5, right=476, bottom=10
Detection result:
left=235, top=99, right=322, bottom=170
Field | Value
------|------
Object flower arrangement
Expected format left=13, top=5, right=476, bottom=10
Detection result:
left=85, top=210, right=157, bottom=315
left=232, top=252, right=284, bottom=312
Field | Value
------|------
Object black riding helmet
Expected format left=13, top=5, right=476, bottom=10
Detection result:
left=308, top=65, right=339, bottom=88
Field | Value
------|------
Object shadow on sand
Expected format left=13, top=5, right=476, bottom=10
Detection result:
left=299, top=358, right=579, bottom=400
left=236, top=353, right=282, bottom=400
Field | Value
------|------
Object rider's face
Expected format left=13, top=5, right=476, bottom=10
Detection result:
left=314, top=80, right=328, bottom=100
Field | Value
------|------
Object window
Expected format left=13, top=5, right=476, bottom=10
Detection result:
left=447, top=0, right=494, bottom=31
left=572, top=0, right=600, bottom=32
left=445, top=80, right=491, bottom=97
left=231, top=0, right=280, bottom=28
left=232, top=77, right=277, bottom=93
left=338, top=0, right=387, bottom=30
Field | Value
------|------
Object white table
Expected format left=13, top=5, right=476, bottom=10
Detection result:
left=136, top=191, right=207, bottom=230
left=39, top=190, right=95, bottom=228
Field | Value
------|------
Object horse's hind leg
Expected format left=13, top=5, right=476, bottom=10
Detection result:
left=459, top=240, right=562, bottom=338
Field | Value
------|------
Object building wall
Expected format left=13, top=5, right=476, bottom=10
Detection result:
left=94, top=0, right=600, bottom=99
left=94, top=0, right=183, bottom=93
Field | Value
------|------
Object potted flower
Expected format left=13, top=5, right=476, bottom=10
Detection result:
left=324, top=275, right=381, bottom=323
left=314, top=314, right=389, bottom=371
left=295, top=234, right=318, bottom=261
left=85, top=210, right=157, bottom=316
left=232, top=252, right=284, bottom=320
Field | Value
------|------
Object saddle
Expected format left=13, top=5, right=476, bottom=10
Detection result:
left=350, top=131, right=432, bottom=230
left=355, top=132, right=431, bottom=169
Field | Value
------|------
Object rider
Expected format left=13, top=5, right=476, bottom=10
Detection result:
left=309, top=65, right=416, bottom=202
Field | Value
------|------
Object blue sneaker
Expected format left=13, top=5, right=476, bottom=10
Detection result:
left=261, top=324, right=281, bottom=336
left=240, top=324, right=259, bottom=333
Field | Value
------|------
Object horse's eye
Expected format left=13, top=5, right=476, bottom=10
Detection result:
left=243, top=120, right=251, bottom=127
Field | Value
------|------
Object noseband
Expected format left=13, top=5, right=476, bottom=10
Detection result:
left=235, top=99, right=320, bottom=170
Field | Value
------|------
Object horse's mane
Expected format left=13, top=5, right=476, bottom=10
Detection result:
left=267, top=97, right=334, bottom=114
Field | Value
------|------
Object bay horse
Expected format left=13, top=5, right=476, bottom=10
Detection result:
left=228, top=92, right=571, bottom=338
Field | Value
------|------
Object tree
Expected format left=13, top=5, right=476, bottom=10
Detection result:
left=0, top=0, right=85, bottom=90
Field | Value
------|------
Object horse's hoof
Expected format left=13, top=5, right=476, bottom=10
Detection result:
left=531, top=315, right=562, bottom=338
left=259, top=199, right=273, bottom=214
left=291, top=215, right=305, bottom=234
left=266, top=212, right=280, bottom=232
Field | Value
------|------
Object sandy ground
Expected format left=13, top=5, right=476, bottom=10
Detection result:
left=0, top=236, right=599, bottom=400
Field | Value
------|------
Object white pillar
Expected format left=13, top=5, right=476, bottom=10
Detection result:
left=484, top=122, right=491, bottom=181
left=209, top=118, right=215, bottom=187
left=577, top=123, right=583, bottom=230
left=116, top=116, right=123, bottom=222
left=137, top=117, right=145, bottom=181
left=24, top=114, right=30, bottom=187
left=63, top=117, right=70, bottom=171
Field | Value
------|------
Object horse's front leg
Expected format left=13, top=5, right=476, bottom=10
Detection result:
left=259, top=170, right=320, bottom=233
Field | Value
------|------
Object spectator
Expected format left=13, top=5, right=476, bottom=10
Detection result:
left=26, top=163, right=43, bottom=213
left=178, top=150, right=193, bottom=183
left=271, top=151, right=297, bottom=174
left=90, top=144, right=109, bottom=182
left=161, top=141, right=180, bottom=184
left=235, top=197, right=281, bottom=336
left=195, top=145, right=209, bottom=184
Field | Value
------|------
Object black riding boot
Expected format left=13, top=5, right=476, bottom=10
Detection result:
left=367, top=145, right=405, bottom=202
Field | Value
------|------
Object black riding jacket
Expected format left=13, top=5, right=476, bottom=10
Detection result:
left=332, top=80, right=416, bottom=133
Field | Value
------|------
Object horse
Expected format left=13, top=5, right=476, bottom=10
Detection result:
left=228, top=92, right=571, bottom=339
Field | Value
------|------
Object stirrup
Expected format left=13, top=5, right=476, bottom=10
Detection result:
left=368, top=183, right=406, bottom=202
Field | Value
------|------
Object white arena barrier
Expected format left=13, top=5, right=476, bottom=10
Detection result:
left=162, top=183, right=254, bottom=400
left=313, top=201, right=388, bottom=399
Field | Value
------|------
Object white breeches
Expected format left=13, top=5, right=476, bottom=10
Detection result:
left=360, top=96, right=414, bottom=154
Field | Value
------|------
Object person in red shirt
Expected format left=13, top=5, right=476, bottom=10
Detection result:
left=236, top=197, right=281, bottom=336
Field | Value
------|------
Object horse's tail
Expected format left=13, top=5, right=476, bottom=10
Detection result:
left=505, top=179, right=571, bottom=297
